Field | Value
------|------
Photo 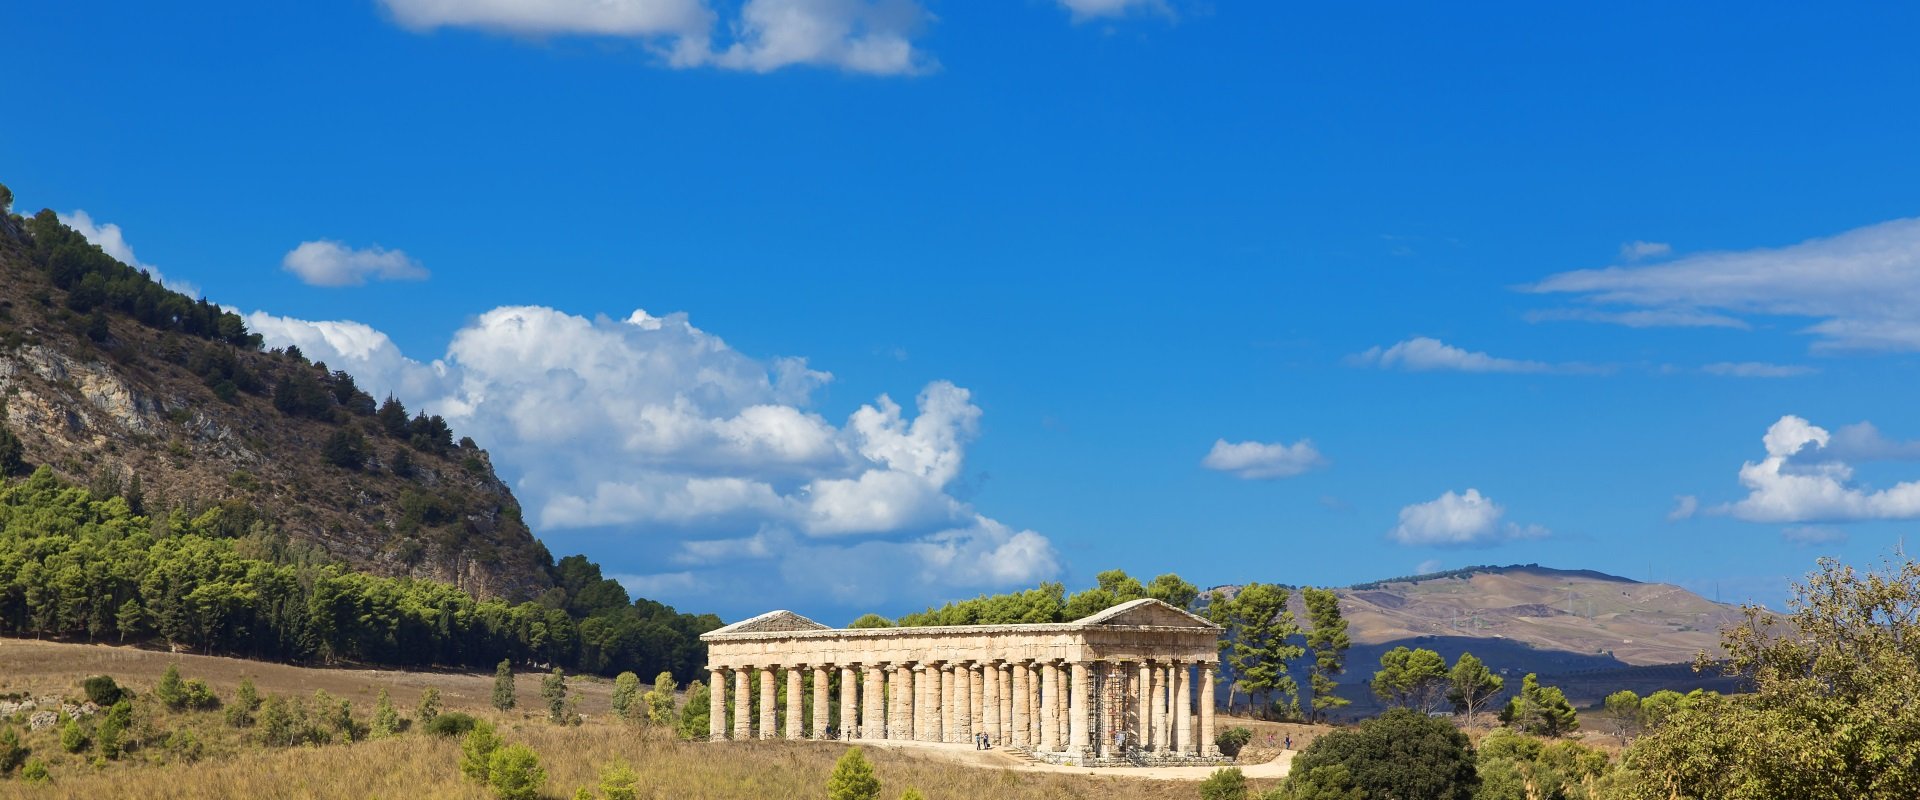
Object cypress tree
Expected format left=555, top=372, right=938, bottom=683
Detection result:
left=492, top=660, right=517, bottom=711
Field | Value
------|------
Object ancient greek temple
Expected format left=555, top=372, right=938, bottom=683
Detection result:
left=700, top=598, right=1230, bottom=767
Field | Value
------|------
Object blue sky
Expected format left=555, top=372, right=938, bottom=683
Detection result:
left=8, top=1, right=1920, bottom=622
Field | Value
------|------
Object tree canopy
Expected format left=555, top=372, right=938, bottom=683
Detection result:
left=1274, top=708, right=1479, bottom=800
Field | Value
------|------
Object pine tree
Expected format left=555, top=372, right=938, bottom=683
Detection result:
left=1446, top=652, right=1503, bottom=728
left=371, top=688, right=401, bottom=738
left=156, top=663, right=187, bottom=710
left=493, top=660, right=517, bottom=711
left=610, top=671, right=640, bottom=720
left=1228, top=582, right=1305, bottom=718
left=678, top=680, right=710, bottom=740
left=417, top=687, right=442, bottom=724
left=826, top=747, right=881, bottom=800
left=542, top=668, right=568, bottom=724
left=115, top=598, right=146, bottom=641
left=1302, top=586, right=1351, bottom=723
left=644, top=671, right=677, bottom=726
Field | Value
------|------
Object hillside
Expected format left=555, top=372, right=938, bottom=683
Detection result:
left=0, top=200, right=551, bottom=600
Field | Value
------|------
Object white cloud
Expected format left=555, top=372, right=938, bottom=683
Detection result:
left=611, top=570, right=700, bottom=596
left=1701, top=362, right=1817, bottom=378
left=247, top=303, right=1057, bottom=606
left=1782, top=525, right=1847, bottom=546
left=378, top=0, right=932, bottom=75
left=1724, top=415, right=1920, bottom=523
left=1822, top=421, right=1920, bottom=462
left=57, top=210, right=199, bottom=297
left=1529, top=216, right=1920, bottom=351
left=1523, top=308, right=1749, bottom=329
left=1619, top=240, right=1672, bottom=261
left=1415, top=558, right=1445, bottom=574
left=1390, top=488, right=1549, bottom=547
left=1201, top=438, right=1328, bottom=479
left=1056, top=0, right=1168, bottom=21
left=282, top=240, right=429, bottom=287
left=1667, top=494, right=1698, bottom=521
left=1352, top=337, right=1557, bottom=374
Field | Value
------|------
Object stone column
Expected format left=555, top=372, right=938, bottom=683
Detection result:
left=759, top=666, right=778, bottom=740
left=1155, top=664, right=1171, bottom=754
left=1174, top=661, right=1193, bottom=755
left=1000, top=663, right=1016, bottom=743
left=954, top=662, right=972, bottom=742
left=786, top=666, right=804, bottom=740
left=862, top=665, right=884, bottom=739
left=1040, top=661, right=1060, bottom=752
left=733, top=668, right=752, bottom=740
left=982, top=661, right=1001, bottom=745
left=1029, top=663, right=1044, bottom=745
left=709, top=668, right=727, bottom=741
left=1068, top=661, right=1090, bottom=763
left=916, top=663, right=935, bottom=741
left=893, top=663, right=914, bottom=740
left=971, top=664, right=985, bottom=738
left=1010, top=660, right=1030, bottom=748
left=940, top=664, right=956, bottom=742
left=813, top=665, right=831, bottom=739
left=1138, top=661, right=1153, bottom=752
left=1200, top=663, right=1218, bottom=757
left=839, top=666, right=857, bottom=740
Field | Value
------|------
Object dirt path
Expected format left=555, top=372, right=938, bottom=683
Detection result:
left=847, top=738, right=1294, bottom=781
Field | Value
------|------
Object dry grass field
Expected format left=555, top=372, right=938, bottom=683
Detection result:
left=0, top=638, right=1319, bottom=799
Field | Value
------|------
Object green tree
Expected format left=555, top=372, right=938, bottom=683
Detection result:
left=1371, top=646, right=1448, bottom=712
left=827, top=747, right=881, bottom=800
left=1200, top=767, right=1249, bottom=800
left=1274, top=708, right=1478, bottom=800
left=543, top=667, right=569, bottom=724
left=1301, top=586, right=1350, bottom=723
left=0, top=726, right=24, bottom=775
left=155, top=663, right=187, bottom=710
left=460, top=722, right=503, bottom=781
left=1145, top=572, right=1200, bottom=610
left=610, top=671, right=641, bottom=720
left=371, top=688, right=401, bottom=738
left=1499, top=673, right=1578, bottom=737
left=643, top=671, right=677, bottom=726
left=321, top=428, right=368, bottom=470
left=1603, top=689, right=1643, bottom=744
left=492, top=660, right=517, bottom=711
left=599, top=762, right=639, bottom=800
left=417, top=687, right=442, bottom=724
left=678, top=680, right=711, bottom=740
left=488, top=743, right=547, bottom=800
left=0, top=421, right=24, bottom=477
left=1445, top=652, right=1503, bottom=728
left=97, top=699, right=133, bottom=758
left=115, top=598, right=146, bottom=641
left=59, top=718, right=89, bottom=753
left=21, top=758, right=48, bottom=785
left=1226, top=582, right=1305, bottom=718
left=848, top=613, right=894, bottom=628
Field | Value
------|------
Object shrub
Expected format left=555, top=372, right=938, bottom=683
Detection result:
left=610, top=672, right=640, bottom=720
left=461, top=723, right=503, bottom=780
left=60, top=719, right=89, bottom=754
left=371, top=688, right=401, bottom=738
left=493, top=660, right=516, bottom=711
left=488, top=743, right=547, bottom=800
left=183, top=679, right=220, bottom=711
left=677, top=680, right=710, bottom=740
left=1276, top=708, right=1478, bottom=800
left=644, top=672, right=677, bottom=726
left=98, top=700, right=132, bottom=758
left=81, top=675, right=125, bottom=706
left=427, top=711, right=480, bottom=738
left=21, top=758, right=48, bottom=784
left=599, top=762, right=639, bottom=800
left=899, top=791, right=926, bottom=800
left=1200, top=767, right=1248, bottom=800
left=155, top=664, right=187, bottom=710
left=1216, top=726, right=1254, bottom=757
left=417, top=687, right=442, bottom=724
left=166, top=729, right=203, bottom=763
left=543, top=668, right=570, bottom=724
left=827, top=747, right=880, bottom=800
left=0, top=726, right=25, bottom=774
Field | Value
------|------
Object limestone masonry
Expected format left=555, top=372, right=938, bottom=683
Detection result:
left=700, top=598, right=1232, bottom=767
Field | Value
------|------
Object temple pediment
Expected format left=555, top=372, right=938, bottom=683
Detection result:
left=1071, top=598, right=1219, bottom=629
left=707, top=609, right=831, bottom=635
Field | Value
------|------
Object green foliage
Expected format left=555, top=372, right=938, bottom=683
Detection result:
left=1301, top=586, right=1350, bottom=722
left=847, top=613, right=896, bottom=628
left=1372, top=646, right=1449, bottom=712
left=1473, top=729, right=1609, bottom=800
left=321, top=428, right=369, bottom=470
left=461, top=722, right=503, bottom=780
left=1446, top=652, right=1504, bottom=727
left=488, top=743, right=547, bottom=800
left=97, top=699, right=133, bottom=758
left=20, top=209, right=259, bottom=348
left=81, top=674, right=125, bottom=706
left=1602, top=689, right=1643, bottom=743
left=1215, top=726, right=1254, bottom=757
left=899, top=790, right=927, bottom=800
left=827, top=747, right=881, bottom=800
left=166, top=728, right=203, bottom=762
left=1145, top=573, right=1200, bottom=610
left=891, top=570, right=1194, bottom=626
left=677, top=680, right=711, bottom=740
left=543, top=667, right=570, bottom=723
left=417, top=687, right=442, bottom=724
left=643, top=671, right=677, bottom=726
left=155, top=663, right=187, bottom=710
left=0, top=421, right=23, bottom=477
left=427, top=711, right=480, bottom=737
left=59, top=719, right=89, bottom=754
left=598, top=762, right=639, bottom=800
left=226, top=677, right=260, bottom=727
left=611, top=671, right=641, bottom=720
left=1219, top=582, right=1306, bottom=718
left=1199, top=767, right=1249, bottom=800
left=1500, top=673, right=1578, bottom=737
left=183, top=679, right=219, bottom=711
left=0, top=726, right=26, bottom=774
left=1276, top=708, right=1478, bottom=800
left=492, top=660, right=517, bottom=711
left=371, top=688, right=401, bottom=738
left=313, top=689, right=357, bottom=741
left=21, top=757, right=48, bottom=784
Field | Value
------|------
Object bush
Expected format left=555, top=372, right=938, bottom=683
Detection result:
left=155, top=663, right=187, bottom=710
left=543, top=668, right=569, bottom=724
left=461, top=723, right=503, bottom=780
left=371, top=688, right=401, bottom=738
left=599, top=763, right=639, bottom=800
left=827, top=747, right=881, bottom=800
left=417, top=687, right=442, bottom=724
left=1216, top=726, right=1254, bottom=757
left=0, top=726, right=25, bottom=774
left=493, top=660, right=517, bottom=711
left=1200, top=767, right=1249, bottom=800
left=98, top=700, right=133, bottom=758
left=21, top=758, right=48, bottom=784
left=677, top=680, right=710, bottom=741
left=610, top=671, right=640, bottom=720
left=1275, top=708, right=1478, bottom=800
left=166, top=729, right=203, bottom=763
left=488, top=743, right=547, bottom=800
left=427, top=711, right=480, bottom=738
left=60, top=719, right=89, bottom=754
left=81, top=675, right=125, bottom=706
left=184, top=679, right=220, bottom=711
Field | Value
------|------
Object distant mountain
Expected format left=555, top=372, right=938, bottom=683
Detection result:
left=0, top=196, right=553, bottom=601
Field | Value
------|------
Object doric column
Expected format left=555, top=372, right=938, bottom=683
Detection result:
left=1029, top=663, right=1044, bottom=745
left=813, top=665, right=831, bottom=739
left=971, top=664, right=984, bottom=738
left=1200, top=663, right=1218, bottom=757
left=839, top=666, right=857, bottom=740
left=1138, top=661, right=1153, bottom=751
left=862, top=664, right=884, bottom=739
left=1068, top=661, right=1090, bottom=762
left=893, top=663, right=913, bottom=740
left=983, top=661, right=1001, bottom=744
left=1167, top=656, right=1182, bottom=752
left=954, top=662, right=972, bottom=741
left=916, top=663, right=934, bottom=741
left=1040, top=661, right=1060, bottom=752
left=1010, top=660, right=1030, bottom=748
left=940, top=663, right=956, bottom=742
left=786, top=666, right=804, bottom=740
left=759, top=666, right=778, bottom=739
left=1155, top=664, right=1171, bottom=754
left=709, top=668, right=728, bottom=741
left=1001, top=663, right=1016, bottom=743
left=733, top=668, right=752, bottom=740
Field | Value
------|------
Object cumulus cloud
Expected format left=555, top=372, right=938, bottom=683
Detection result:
left=1724, top=415, right=1920, bottom=523
left=1201, top=438, right=1328, bottom=479
left=57, top=210, right=199, bottom=297
left=247, top=303, right=1057, bottom=607
left=1529, top=216, right=1920, bottom=351
left=282, top=240, right=428, bottom=287
left=1390, top=488, right=1549, bottom=547
left=1701, top=362, right=1817, bottom=378
left=1351, top=337, right=1591, bottom=374
left=1056, top=0, right=1168, bottom=21
left=379, top=0, right=933, bottom=75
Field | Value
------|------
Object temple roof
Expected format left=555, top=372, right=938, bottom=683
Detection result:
left=706, top=609, right=832, bottom=635
left=1070, top=597, right=1219, bottom=629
